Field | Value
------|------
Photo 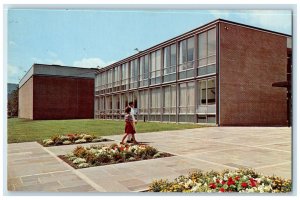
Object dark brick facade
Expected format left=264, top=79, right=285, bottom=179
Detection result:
left=19, top=75, right=94, bottom=120
left=219, top=22, right=288, bottom=126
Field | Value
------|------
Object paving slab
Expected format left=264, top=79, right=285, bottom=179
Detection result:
left=7, top=126, right=292, bottom=193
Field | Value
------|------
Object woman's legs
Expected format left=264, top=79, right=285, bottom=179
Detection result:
left=131, top=134, right=138, bottom=144
left=121, top=133, right=128, bottom=144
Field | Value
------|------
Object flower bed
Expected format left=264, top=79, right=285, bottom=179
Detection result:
left=41, top=133, right=112, bottom=146
left=148, top=169, right=292, bottom=193
left=58, top=143, right=173, bottom=169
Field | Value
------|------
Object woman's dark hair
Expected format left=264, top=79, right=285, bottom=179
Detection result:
left=125, top=106, right=131, bottom=114
left=128, top=101, right=133, bottom=106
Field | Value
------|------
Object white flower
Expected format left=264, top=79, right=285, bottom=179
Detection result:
left=256, top=178, right=262, bottom=183
left=264, top=185, right=272, bottom=192
left=184, top=179, right=194, bottom=188
left=190, top=183, right=201, bottom=192
left=246, top=188, right=255, bottom=193
left=73, top=158, right=86, bottom=164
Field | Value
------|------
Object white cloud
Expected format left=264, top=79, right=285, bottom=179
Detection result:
left=31, top=57, right=65, bottom=66
left=73, top=58, right=115, bottom=68
left=7, top=64, right=24, bottom=83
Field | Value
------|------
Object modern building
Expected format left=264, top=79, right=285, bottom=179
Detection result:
left=19, top=64, right=97, bottom=120
left=94, top=19, right=292, bottom=126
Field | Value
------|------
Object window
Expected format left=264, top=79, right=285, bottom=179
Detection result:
left=121, top=93, right=128, bottom=114
left=113, top=66, right=121, bottom=91
left=111, top=95, right=121, bottom=118
left=99, top=96, right=105, bottom=118
left=179, top=82, right=195, bottom=113
left=107, top=69, right=113, bottom=91
left=150, top=88, right=161, bottom=114
left=198, top=28, right=216, bottom=76
left=139, top=90, right=148, bottom=114
left=100, top=72, right=107, bottom=94
left=105, top=95, right=112, bottom=116
left=121, top=63, right=129, bottom=90
left=130, top=59, right=138, bottom=89
left=163, top=85, right=176, bottom=113
left=163, top=44, right=176, bottom=82
left=150, top=50, right=161, bottom=85
left=197, top=78, right=216, bottom=114
left=139, top=55, right=149, bottom=87
left=207, top=79, right=216, bottom=105
left=179, top=37, right=195, bottom=79
left=95, top=97, right=99, bottom=117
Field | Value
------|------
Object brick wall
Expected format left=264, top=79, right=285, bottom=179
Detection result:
left=32, top=76, right=94, bottom=120
left=219, top=22, right=288, bottom=126
left=18, top=77, right=33, bottom=119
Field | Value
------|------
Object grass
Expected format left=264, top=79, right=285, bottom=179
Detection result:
left=8, top=118, right=208, bottom=143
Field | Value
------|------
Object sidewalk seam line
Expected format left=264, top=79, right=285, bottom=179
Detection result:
left=41, top=144, right=106, bottom=192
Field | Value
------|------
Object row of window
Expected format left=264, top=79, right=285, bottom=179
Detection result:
left=96, top=28, right=216, bottom=93
left=95, top=78, right=216, bottom=116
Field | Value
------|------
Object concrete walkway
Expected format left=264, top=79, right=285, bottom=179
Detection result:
left=7, top=127, right=291, bottom=192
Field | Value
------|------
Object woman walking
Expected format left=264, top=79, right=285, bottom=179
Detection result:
left=121, top=106, right=138, bottom=144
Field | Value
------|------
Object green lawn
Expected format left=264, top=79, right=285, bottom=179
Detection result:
left=8, top=118, right=207, bottom=143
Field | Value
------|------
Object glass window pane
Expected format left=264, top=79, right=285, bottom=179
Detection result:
left=164, top=86, right=170, bottom=109
left=208, top=28, right=216, bottom=56
left=199, top=80, right=207, bottom=105
left=187, top=82, right=195, bottom=105
left=170, top=44, right=176, bottom=66
left=164, top=46, right=170, bottom=68
left=139, top=57, right=144, bottom=81
left=187, top=37, right=194, bottom=62
left=151, top=52, right=156, bottom=74
left=179, top=40, right=187, bottom=64
left=207, top=78, right=216, bottom=105
left=156, top=50, right=161, bottom=73
left=198, top=32, right=207, bottom=60
left=179, top=83, right=186, bottom=113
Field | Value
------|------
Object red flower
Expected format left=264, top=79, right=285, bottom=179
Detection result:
left=250, top=181, right=256, bottom=187
left=241, top=182, right=248, bottom=188
left=216, top=179, right=220, bottom=184
left=219, top=188, right=225, bottom=192
left=235, top=176, right=240, bottom=181
left=209, top=183, right=217, bottom=189
left=119, top=147, right=124, bottom=151
left=221, top=180, right=226, bottom=185
left=227, top=177, right=235, bottom=186
left=250, top=178, right=257, bottom=187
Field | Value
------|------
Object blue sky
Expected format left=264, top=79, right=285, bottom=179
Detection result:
left=7, top=9, right=292, bottom=83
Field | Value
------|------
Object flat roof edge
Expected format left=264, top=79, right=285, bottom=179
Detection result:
left=19, top=63, right=97, bottom=88
left=97, top=18, right=291, bottom=73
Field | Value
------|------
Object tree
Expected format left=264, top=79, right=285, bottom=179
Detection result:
left=8, top=88, right=18, bottom=117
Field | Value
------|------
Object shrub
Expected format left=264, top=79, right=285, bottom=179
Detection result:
left=73, top=146, right=88, bottom=158
left=75, top=139, right=87, bottom=144
left=96, top=153, right=111, bottom=164
left=83, top=134, right=93, bottom=141
left=85, top=152, right=98, bottom=164
left=51, top=135, right=63, bottom=145
left=144, top=146, right=158, bottom=157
